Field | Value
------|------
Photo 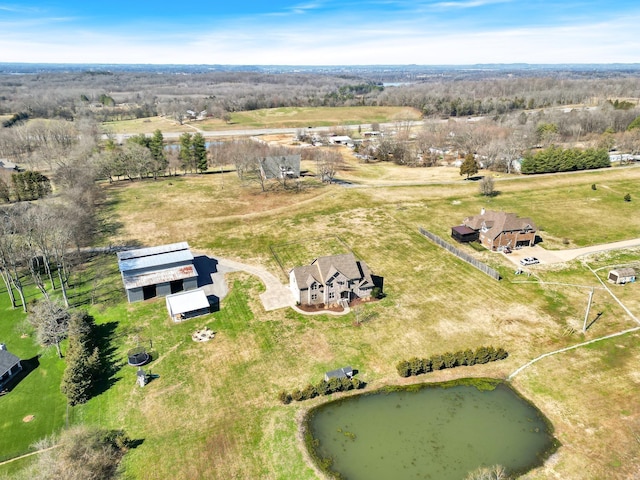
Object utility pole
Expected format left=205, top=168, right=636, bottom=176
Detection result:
left=583, top=287, right=595, bottom=333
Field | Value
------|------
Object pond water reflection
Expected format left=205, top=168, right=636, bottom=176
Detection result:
left=304, top=380, right=557, bottom=480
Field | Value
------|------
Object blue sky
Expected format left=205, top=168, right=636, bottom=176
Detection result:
left=1, top=1, right=639, bottom=65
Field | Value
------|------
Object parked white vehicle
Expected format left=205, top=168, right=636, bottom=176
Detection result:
left=520, top=257, right=540, bottom=266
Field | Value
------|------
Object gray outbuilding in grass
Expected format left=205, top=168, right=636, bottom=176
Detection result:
left=607, top=268, right=636, bottom=284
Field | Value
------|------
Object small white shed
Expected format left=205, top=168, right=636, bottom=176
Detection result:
left=607, top=268, right=636, bottom=285
left=165, top=289, right=210, bottom=322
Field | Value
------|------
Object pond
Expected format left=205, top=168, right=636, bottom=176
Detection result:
left=303, top=379, right=558, bottom=480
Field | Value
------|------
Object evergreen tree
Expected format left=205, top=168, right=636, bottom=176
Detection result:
left=127, top=133, right=150, bottom=149
left=460, top=153, right=479, bottom=179
left=149, top=129, right=167, bottom=178
left=192, top=132, right=208, bottom=173
left=396, top=360, right=411, bottom=377
left=11, top=171, right=52, bottom=201
left=60, top=311, right=100, bottom=406
left=178, top=133, right=193, bottom=173
left=316, top=380, right=330, bottom=395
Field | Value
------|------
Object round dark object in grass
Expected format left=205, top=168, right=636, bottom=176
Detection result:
left=127, top=347, right=149, bottom=366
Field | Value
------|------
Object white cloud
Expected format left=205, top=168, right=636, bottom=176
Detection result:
left=1, top=9, right=639, bottom=65
left=430, top=0, right=511, bottom=10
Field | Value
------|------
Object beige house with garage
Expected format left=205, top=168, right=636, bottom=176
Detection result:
left=289, top=253, right=374, bottom=307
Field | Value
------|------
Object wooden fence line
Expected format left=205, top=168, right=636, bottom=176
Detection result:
left=418, top=227, right=501, bottom=281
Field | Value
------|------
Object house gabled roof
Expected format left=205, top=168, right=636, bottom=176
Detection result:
left=290, top=253, right=373, bottom=288
left=291, top=265, right=322, bottom=289
left=313, top=253, right=363, bottom=283
left=464, top=210, right=537, bottom=240
left=0, top=348, right=20, bottom=376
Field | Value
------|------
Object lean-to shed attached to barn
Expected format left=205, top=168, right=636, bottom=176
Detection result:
left=165, top=289, right=210, bottom=322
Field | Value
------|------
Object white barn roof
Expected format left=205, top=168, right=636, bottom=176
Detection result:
left=117, top=242, right=190, bottom=261
left=118, top=242, right=193, bottom=273
left=166, top=289, right=209, bottom=317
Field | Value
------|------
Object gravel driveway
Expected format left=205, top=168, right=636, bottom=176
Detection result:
left=503, top=238, right=640, bottom=267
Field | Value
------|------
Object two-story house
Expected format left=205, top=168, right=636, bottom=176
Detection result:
left=289, top=253, right=374, bottom=307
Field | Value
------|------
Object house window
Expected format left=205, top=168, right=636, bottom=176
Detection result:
left=329, top=292, right=335, bottom=300
left=311, top=294, right=318, bottom=300
left=338, top=281, right=345, bottom=286
left=311, top=283, right=318, bottom=290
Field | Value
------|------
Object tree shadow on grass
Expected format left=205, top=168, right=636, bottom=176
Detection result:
left=127, top=438, right=145, bottom=449
left=91, top=321, right=123, bottom=399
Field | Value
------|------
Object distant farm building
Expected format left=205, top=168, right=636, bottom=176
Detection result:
left=260, top=155, right=301, bottom=180
left=462, top=209, right=537, bottom=251
left=608, top=268, right=636, bottom=284
left=165, top=288, right=210, bottom=322
left=117, top=242, right=199, bottom=303
left=328, top=135, right=353, bottom=146
left=0, top=344, right=22, bottom=390
left=290, top=253, right=375, bottom=307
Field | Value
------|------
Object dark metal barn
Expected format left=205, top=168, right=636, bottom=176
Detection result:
left=117, top=242, right=199, bottom=303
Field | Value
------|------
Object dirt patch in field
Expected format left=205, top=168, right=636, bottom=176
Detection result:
left=22, top=415, right=34, bottom=423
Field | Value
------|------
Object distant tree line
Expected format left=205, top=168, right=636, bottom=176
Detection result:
left=520, top=146, right=610, bottom=174
left=2, top=70, right=640, bottom=124
left=396, top=346, right=508, bottom=378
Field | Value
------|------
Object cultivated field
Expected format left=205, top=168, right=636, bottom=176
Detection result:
left=2, top=161, right=640, bottom=479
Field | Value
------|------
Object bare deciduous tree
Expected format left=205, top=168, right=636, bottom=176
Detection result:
left=28, top=299, right=71, bottom=358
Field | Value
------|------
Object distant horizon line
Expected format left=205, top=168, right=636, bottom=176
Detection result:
left=2, top=62, right=640, bottom=67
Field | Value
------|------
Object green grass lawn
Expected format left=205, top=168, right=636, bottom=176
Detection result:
left=2, top=164, right=640, bottom=479
left=0, top=287, right=67, bottom=465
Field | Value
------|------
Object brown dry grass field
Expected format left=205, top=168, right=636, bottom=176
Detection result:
left=101, top=106, right=423, bottom=135
left=72, top=159, right=640, bottom=479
